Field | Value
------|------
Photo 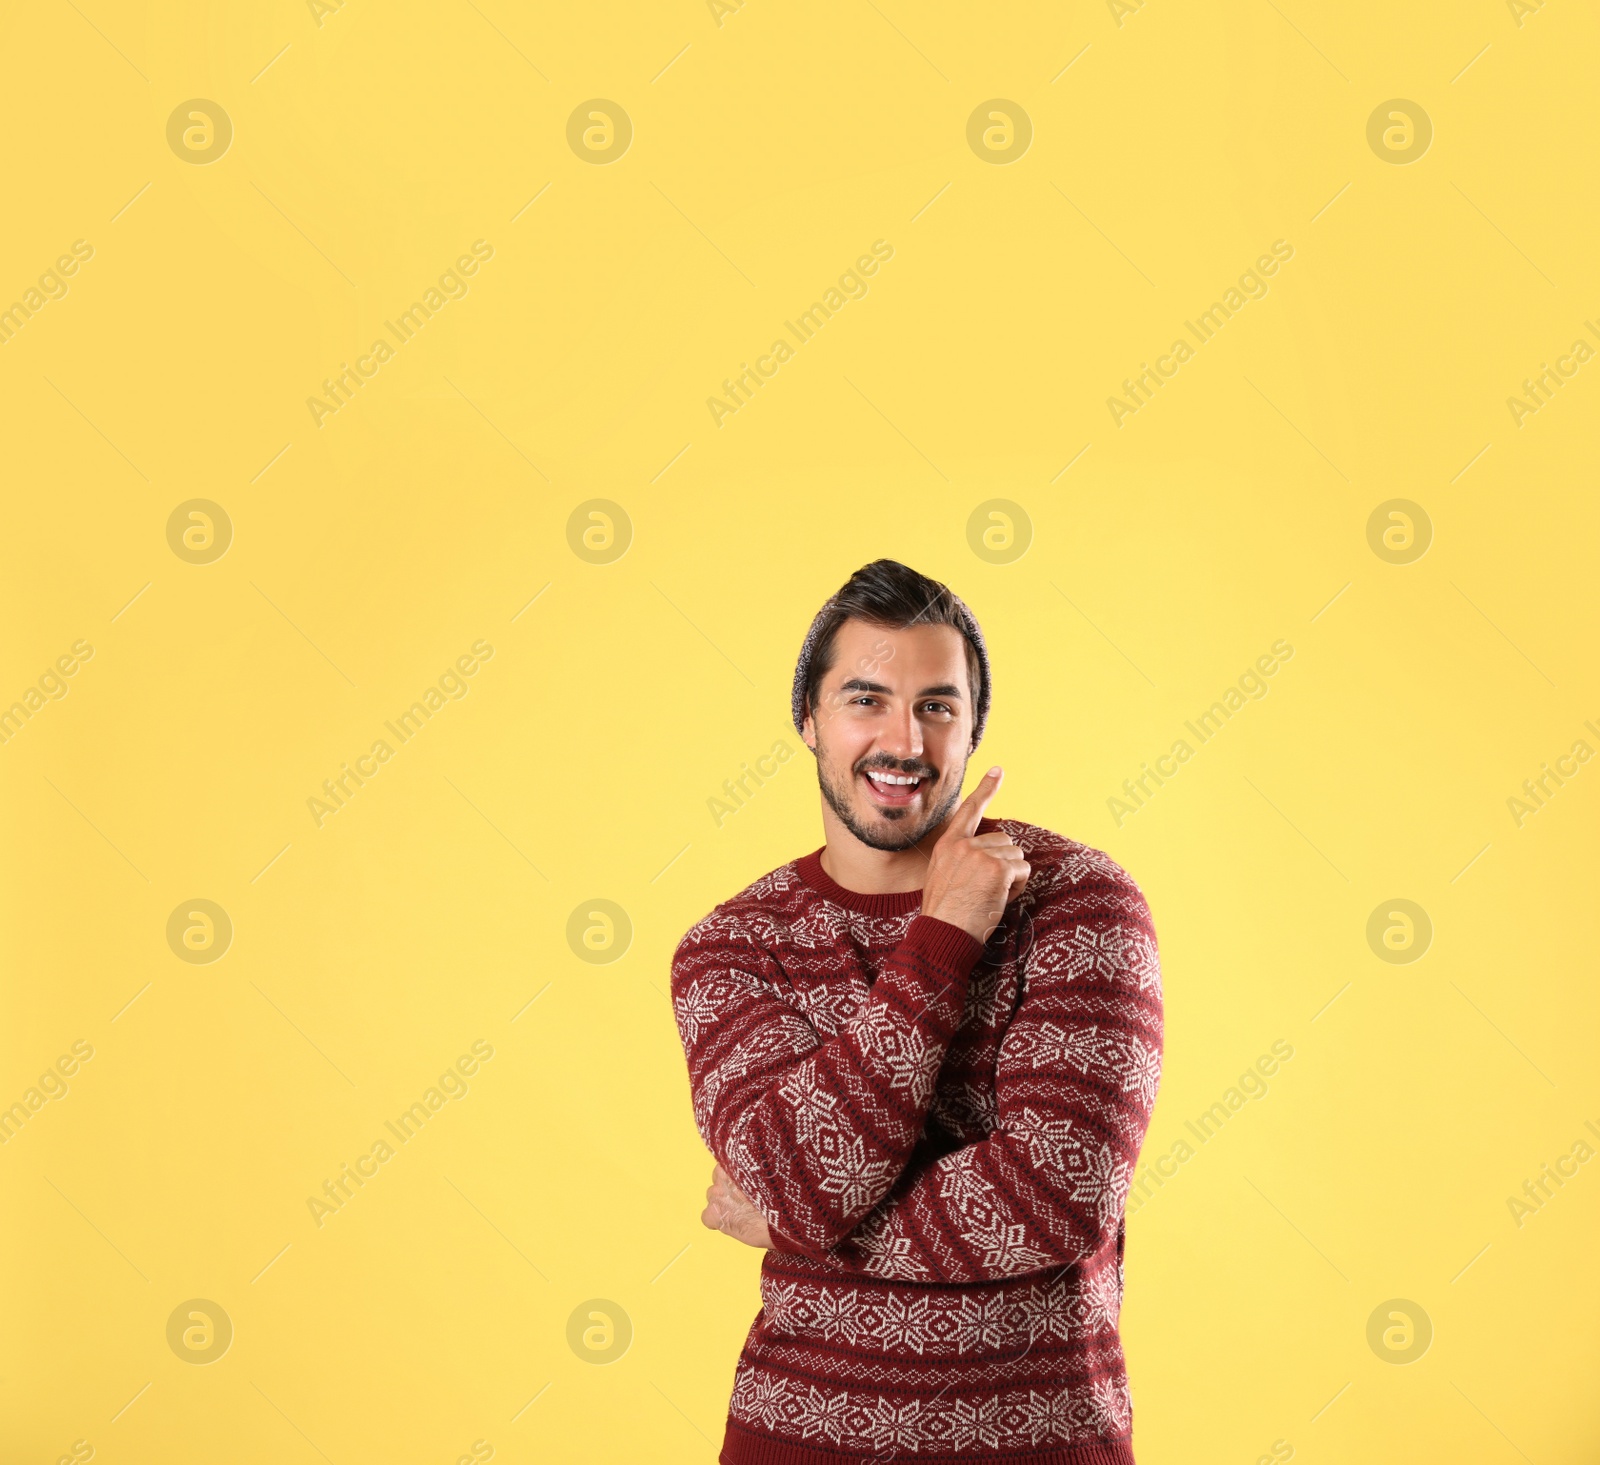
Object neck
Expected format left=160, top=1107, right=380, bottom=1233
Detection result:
left=817, top=803, right=950, bottom=894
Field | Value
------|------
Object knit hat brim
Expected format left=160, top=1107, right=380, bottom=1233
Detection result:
left=790, top=593, right=991, bottom=751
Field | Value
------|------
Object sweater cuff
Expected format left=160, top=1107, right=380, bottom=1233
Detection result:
left=904, top=911, right=987, bottom=982
left=767, top=1223, right=809, bottom=1256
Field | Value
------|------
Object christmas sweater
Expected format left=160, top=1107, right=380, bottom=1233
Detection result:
left=671, top=818, right=1164, bottom=1464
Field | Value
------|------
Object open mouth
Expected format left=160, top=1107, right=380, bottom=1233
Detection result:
left=860, top=768, right=929, bottom=808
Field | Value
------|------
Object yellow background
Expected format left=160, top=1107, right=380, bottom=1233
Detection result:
left=3, top=0, right=1597, bottom=1461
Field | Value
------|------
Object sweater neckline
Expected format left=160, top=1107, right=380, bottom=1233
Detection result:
left=794, top=819, right=998, bottom=917
left=795, top=849, right=923, bottom=916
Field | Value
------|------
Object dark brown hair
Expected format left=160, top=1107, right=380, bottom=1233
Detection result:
left=804, top=559, right=984, bottom=725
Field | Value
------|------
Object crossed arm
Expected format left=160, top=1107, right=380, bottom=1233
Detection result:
left=702, top=1162, right=775, bottom=1248
left=677, top=862, right=1164, bottom=1284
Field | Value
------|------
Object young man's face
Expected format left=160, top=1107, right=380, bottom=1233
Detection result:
left=802, top=617, right=976, bottom=852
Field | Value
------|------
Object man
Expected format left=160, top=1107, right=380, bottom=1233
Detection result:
left=671, top=559, right=1164, bottom=1464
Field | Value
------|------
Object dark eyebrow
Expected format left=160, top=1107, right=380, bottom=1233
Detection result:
left=837, top=677, right=963, bottom=700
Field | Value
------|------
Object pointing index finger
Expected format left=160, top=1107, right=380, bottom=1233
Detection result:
left=950, top=766, right=1003, bottom=838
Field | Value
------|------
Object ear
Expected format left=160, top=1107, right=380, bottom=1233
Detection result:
left=801, top=708, right=817, bottom=752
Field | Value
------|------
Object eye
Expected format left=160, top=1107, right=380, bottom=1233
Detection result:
left=920, top=701, right=953, bottom=716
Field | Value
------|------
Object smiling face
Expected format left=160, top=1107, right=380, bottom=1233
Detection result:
left=802, top=617, right=978, bottom=852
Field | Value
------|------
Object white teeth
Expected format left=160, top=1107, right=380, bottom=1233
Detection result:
left=867, top=771, right=921, bottom=786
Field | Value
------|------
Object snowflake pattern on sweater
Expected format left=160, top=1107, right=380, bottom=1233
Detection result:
left=672, top=819, right=1164, bottom=1464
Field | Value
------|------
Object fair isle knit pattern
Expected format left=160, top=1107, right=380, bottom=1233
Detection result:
left=671, top=819, right=1164, bottom=1465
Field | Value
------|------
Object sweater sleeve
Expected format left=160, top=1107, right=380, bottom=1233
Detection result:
left=672, top=909, right=986, bottom=1252
left=779, top=867, right=1164, bottom=1282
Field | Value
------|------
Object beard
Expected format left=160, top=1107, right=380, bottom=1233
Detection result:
left=815, top=745, right=966, bottom=852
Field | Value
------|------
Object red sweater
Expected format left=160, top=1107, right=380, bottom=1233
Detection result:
left=671, top=818, right=1164, bottom=1465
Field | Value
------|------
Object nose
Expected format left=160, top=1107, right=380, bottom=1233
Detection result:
left=876, top=701, right=924, bottom=765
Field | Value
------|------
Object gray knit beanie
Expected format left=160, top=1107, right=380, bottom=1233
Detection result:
left=790, top=565, right=992, bottom=751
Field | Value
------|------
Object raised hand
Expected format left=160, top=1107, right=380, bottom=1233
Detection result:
left=920, top=767, right=1030, bottom=943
